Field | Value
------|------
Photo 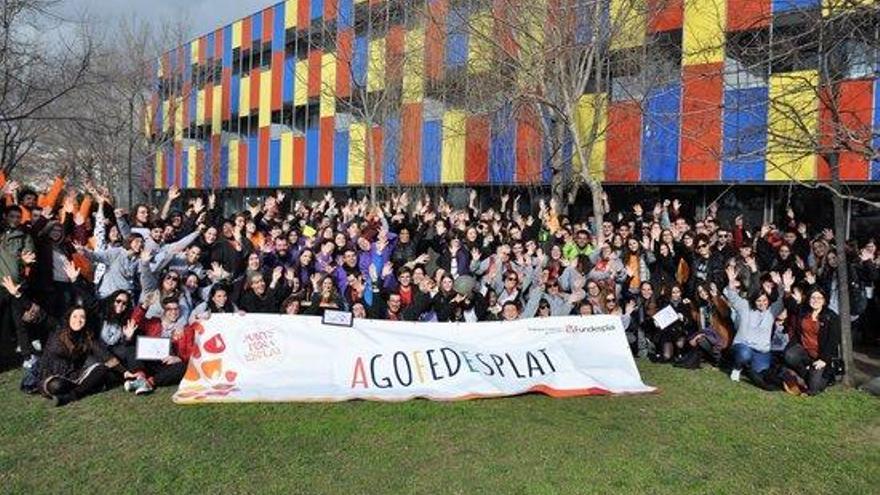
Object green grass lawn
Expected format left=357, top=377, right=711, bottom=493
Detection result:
left=0, top=363, right=877, bottom=495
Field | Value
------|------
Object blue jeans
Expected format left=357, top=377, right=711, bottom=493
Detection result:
left=731, top=343, right=771, bottom=374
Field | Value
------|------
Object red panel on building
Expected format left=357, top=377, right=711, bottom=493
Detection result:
left=386, top=25, right=405, bottom=87
left=324, top=0, right=337, bottom=21
left=263, top=7, right=274, bottom=41
left=212, top=135, right=222, bottom=188
left=466, top=114, right=490, bottom=184
left=818, top=79, right=873, bottom=181
left=250, top=67, right=261, bottom=112
left=605, top=101, right=642, bottom=182
left=259, top=127, right=270, bottom=186
left=242, top=17, right=252, bottom=50
left=648, top=0, right=683, bottom=32
left=680, top=63, right=723, bottom=181
left=221, top=68, right=232, bottom=121
left=425, top=0, right=446, bottom=82
left=204, top=78, right=213, bottom=124
left=195, top=148, right=204, bottom=189
left=198, top=37, right=206, bottom=66
left=336, top=29, right=353, bottom=97
left=492, top=0, right=516, bottom=58
left=272, top=51, right=284, bottom=111
left=174, top=142, right=183, bottom=188
left=297, top=0, right=310, bottom=34
left=308, top=50, right=322, bottom=98
left=319, top=117, right=335, bottom=186
left=400, top=103, right=423, bottom=184
left=366, top=125, right=384, bottom=185
left=515, top=107, right=542, bottom=183
left=727, top=0, right=770, bottom=31
left=293, top=135, right=306, bottom=186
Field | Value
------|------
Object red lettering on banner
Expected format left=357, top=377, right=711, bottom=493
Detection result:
left=350, top=357, right=368, bottom=389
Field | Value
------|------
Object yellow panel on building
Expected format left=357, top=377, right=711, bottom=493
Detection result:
left=295, top=59, right=309, bottom=106
left=321, top=52, right=337, bottom=117
left=187, top=144, right=198, bottom=187
left=259, top=68, right=272, bottom=127
left=196, top=89, right=205, bottom=126
left=683, top=0, right=725, bottom=65
left=403, top=27, right=425, bottom=103
left=468, top=11, right=493, bottom=74
left=232, top=21, right=242, bottom=49
left=610, top=0, right=646, bottom=51
left=285, top=0, right=298, bottom=28
left=822, top=0, right=874, bottom=16
left=155, top=151, right=164, bottom=188
left=766, top=70, right=819, bottom=181
left=368, top=38, right=386, bottom=92
left=441, top=111, right=467, bottom=183
left=239, top=75, right=251, bottom=116
left=228, top=139, right=240, bottom=187
left=572, top=93, right=607, bottom=181
left=348, top=122, right=366, bottom=184
left=174, top=97, right=184, bottom=141
left=212, top=85, right=222, bottom=135
left=280, top=131, right=294, bottom=186
left=162, top=100, right=170, bottom=133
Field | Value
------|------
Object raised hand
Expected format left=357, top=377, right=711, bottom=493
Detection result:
left=782, top=269, right=795, bottom=290
left=168, top=185, right=181, bottom=201
left=0, top=276, right=21, bottom=297
left=122, top=319, right=138, bottom=340
left=62, top=258, right=80, bottom=282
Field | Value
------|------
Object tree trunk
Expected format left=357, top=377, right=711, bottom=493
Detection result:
left=550, top=120, right=566, bottom=210
left=589, top=180, right=604, bottom=243
left=829, top=159, right=855, bottom=387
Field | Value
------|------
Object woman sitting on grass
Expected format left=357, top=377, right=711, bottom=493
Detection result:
left=37, top=306, right=117, bottom=407
left=782, top=287, right=841, bottom=395
left=724, top=266, right=790, bottom=390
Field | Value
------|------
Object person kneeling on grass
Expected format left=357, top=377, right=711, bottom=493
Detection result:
left=724, top=266, right=789, bottom=390
left=37, top=306, right=118, bottom=407
left=125, top=294, right=196, bottom=395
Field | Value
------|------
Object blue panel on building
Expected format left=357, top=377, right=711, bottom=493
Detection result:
left=422, top=119, right=442, bottom=184
left=312, top=0, right=323, bottom=20
left=490, top=106, right=515, bottom=183
left=641, top=84, right=681, bottom=182
left=270, top=138, right=281, bottom=186
left=772, top=0, right=819, bottom=12
left=223, top=25, right=233, bottom=67
left=166, top=147, right=174, bottom=187
left=306, top=125, right=320, bottom=186
left=284, top=56, right=294, bottom=103
left=252, top=13, right=262, bottom=42
left=445, top=7, right=468, bottom=68
left=334, top=129, right=349, bottom=185
left=352, top=36, right=368, bottom=88
left=722, top=86, right=768, bottom=181
left=338, top=0, right=353, bottom=29
left=181, top=148, right=189, bottom=188
left=273, top=2, right=286, bottom=52
left=384, top=116, right=400, bottom=185
left=220, top=141, right=230, bottom=186
left=248, top=135, right=259, bottom=187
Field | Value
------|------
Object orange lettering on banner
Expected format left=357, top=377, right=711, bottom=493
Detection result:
left=350, top=357, right=368, bottom=389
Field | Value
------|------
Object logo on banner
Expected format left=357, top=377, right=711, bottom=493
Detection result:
left=242, top=328, right=283, bottom=364
left=527, top=323, right=617, bottom=335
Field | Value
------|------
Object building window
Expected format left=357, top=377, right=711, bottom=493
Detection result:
left=725, top=29, right=769, bottom=89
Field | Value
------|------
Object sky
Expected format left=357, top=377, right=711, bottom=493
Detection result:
left=56, top=0, right=273, bottom=44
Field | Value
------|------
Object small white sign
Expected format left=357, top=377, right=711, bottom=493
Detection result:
left=652, top=305, right=680, bottom=330
left=322, top=309, right=354, bottom=327
left=136, top=337, right=171, bottom=361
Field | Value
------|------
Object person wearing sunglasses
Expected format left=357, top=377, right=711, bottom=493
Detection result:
left=140, top=269, right=191, bottom=323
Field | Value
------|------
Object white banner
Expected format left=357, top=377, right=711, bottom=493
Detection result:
left=173, top=314, right=655, bottom=404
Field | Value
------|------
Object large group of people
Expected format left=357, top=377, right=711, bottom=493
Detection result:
left=1, top=176, right=877, bottom=406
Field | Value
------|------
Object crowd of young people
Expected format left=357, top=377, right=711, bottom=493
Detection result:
left=0, top=177, right=876, bottom=406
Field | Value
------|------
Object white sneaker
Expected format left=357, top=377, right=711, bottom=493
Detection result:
left=730, top=369, right=741, bottom=382
left=124, top=377, right=146, bottom=392
left=134, top=381, right=154, bottom=396
left=22, top=355, right=38, bottom=370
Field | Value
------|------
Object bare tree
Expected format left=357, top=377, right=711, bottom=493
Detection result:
left=0, top=0, right=93, bottom=177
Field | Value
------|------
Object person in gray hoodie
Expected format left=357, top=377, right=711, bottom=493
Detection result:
left=724, top=265, right=790, bottom=388
left=0, top=205, right=37, bottom=367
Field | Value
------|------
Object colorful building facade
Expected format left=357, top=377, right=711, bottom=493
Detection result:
left=147, top=0, right=880, bottom=190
